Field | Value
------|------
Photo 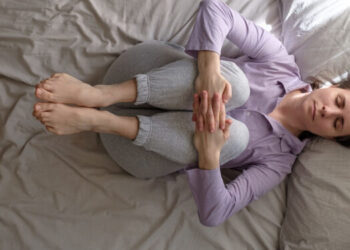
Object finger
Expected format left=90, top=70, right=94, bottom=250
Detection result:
left=207, top=93, right=215, bottom=133
left=194, top=93, right=202, bottom=131
left=212, top=93, right=221, bottom=129
left=219, top=101, right=226, bottom=130
left=200, top=90, right=208, bottom=116
left=200, top=91, right=208, bottom=132
left=199, top=113, right=205, bottom=132
left=195, top=93, right=204, bottom=131
left=223, top=82, right=232, bottom=104
left=223, top=119, right=233, bottom=139
left=192, top=112, right=197, bottom=122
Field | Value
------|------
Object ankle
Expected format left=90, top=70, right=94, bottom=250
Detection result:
left=114, top=79, right=137, bottom=103
left=91, top=111, right=138, bottom=140
left=97, top=79, right=137, bottom=105
left=94, top=85, right=114, bottom=107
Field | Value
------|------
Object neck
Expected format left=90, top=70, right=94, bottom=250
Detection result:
left=269, top=90, right=308, bottom=137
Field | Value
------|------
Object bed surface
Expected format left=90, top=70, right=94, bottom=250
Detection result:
left=0, top=0, right=286, bottom=249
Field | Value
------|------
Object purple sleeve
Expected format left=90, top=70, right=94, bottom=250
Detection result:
left=185, top=0, right=287, bottom=60
left=185, top=162, right=288, bottom=227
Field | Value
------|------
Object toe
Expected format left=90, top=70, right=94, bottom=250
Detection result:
left=32, top=105, right=41, bottom=116
left=41, top=112, right=50, bottom=118
left=43, top=82, right=54, bottom=91
left=35, top=88, right=54, bottom=101
left=38, top=79, right=47, bottom=86
left=40, top=112, right=51, bottom=122
left=40, top=103, right=56, bottom=111
left=34, top=103, right=41, bottom=111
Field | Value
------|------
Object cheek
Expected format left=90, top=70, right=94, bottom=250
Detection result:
left=315, top=120, right=333, bottom=135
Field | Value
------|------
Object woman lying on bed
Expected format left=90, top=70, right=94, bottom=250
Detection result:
left=32, top=0, right=350, bottom=227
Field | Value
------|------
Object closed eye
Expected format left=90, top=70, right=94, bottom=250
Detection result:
left=334, top=117, right=344, bottom=130
left=334, top=95, right=345, bottom=130
left=336, top=95, right=342, bottom=107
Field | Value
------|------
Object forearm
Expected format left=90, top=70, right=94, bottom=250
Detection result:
left=197, top=51, right=220, bottom=75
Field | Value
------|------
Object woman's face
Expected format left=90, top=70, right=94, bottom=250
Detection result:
left=302, top=85, right=350, bottom=139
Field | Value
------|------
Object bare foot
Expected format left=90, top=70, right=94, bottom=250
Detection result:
left=32, top=102, right=99, bottom=135
left=35, top=73, right=109, bottom=107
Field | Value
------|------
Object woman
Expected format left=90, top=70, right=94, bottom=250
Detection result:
left=32, top=0, right=350, bottom=227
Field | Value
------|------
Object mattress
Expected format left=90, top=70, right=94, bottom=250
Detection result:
left=0, top=0, right=285, bottom=249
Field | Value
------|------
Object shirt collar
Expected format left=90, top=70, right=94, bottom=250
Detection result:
left=269, top=79, right=313, bottom=154
left=280, top=78, right=313, bottom=94
left=263, top=114, right=310, bottom=154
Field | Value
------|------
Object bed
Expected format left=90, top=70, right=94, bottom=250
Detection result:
left=0, top=0, right=349, bottom=249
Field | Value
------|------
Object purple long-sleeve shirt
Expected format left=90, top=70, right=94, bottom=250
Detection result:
left=183, top=0, right=312, bottom=227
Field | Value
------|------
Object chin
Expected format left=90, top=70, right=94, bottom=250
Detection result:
left=313, top=132, right=332, bottom=140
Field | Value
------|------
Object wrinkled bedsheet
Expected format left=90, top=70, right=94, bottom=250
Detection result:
left=0, top=0, right=286, bottom=249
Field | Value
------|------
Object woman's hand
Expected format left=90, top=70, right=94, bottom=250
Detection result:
left=192, top=72, right=232, bottom=132
left=191, top=51, right=232, bottom=133
left=193, top=90, right=233, bottom=170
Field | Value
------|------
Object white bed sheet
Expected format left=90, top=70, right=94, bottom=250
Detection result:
left=0, top=0, right=286, bottom=249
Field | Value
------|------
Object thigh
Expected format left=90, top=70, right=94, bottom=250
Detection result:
left=99, top=107, right=249, bottom=179
left=102, top=42, right=250, bottom=111
left=142, top=111, right=249, bottom=166
left=144, top=58, right=251, bottom=111
left=220, top=60, right=251, bottom=111
left=99, top=108, right=190, bottom=179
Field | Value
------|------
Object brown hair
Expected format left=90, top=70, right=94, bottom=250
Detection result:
left=299, top=76, right=350, bottom=148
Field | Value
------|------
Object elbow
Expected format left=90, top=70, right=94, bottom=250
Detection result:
left=197, top=203, right=241, bottom=227
left=198, top=213, right=226, bottom=227
left=200, top=219, right=222, bottom=227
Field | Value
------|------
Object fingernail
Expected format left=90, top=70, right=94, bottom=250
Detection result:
left=37, top=89, right=42, bottom=94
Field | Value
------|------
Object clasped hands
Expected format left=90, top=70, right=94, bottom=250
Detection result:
left=192, top=73, right=233, bottom=169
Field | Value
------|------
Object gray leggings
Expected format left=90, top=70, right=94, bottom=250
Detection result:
left=99, top=40, right=250, bottom=179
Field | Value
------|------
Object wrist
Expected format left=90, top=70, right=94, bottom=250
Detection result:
left=198, top=152, right=220, bottom=170
left=198, top=50, right=220, bottom=75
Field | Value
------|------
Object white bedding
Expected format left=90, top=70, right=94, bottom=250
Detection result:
left=0, top=0, right=287, bottom=249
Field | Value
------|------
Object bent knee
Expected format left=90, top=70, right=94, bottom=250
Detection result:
left=220, top=61, right=250, bottom=108
left=220, top=118, right=249, bottom=164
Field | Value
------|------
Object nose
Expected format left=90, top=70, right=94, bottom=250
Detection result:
left=320, top=105, right=342, bottom=118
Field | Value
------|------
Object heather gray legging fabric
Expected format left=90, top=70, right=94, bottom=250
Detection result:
left=98, top=40, right=250, bottom=179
